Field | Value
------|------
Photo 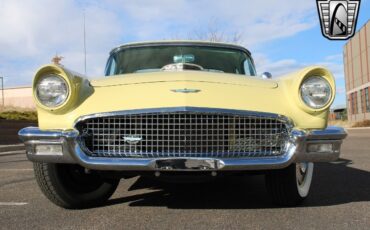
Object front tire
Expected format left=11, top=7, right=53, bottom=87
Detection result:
left=265, top=162, right=314, bottom=206
left=33, top=163, right=119, bottom=209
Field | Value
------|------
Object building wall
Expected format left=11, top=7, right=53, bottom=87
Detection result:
left=344, top=20, right=370, bottom=122
left=1, top=86, right=35, bottom=109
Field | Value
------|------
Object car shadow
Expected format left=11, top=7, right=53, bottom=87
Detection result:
left=105, top=158, right=370, bottom=209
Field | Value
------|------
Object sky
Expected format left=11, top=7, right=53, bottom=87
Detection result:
left=0, top=0, right=369, bottom=107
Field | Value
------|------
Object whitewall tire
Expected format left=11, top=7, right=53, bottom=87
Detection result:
left=265, top=162, right=314, bottom=206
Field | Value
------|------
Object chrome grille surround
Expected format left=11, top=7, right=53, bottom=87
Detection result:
left=75, top=107, right=292, bottom=158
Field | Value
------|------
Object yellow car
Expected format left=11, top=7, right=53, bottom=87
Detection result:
left=19, top=41, right=346, bottom=208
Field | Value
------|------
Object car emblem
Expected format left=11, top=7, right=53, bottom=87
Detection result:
left=123, top=135, right=142, bottom=145
left=171, top=88, right=201, bottom=93
left=316, top=0, right=360, bottom=40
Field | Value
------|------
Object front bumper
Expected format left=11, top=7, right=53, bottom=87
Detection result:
left=18, top=126, right=347, bottom=171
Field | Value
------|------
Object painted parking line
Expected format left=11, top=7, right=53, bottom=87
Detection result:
left=0, top=144, right=24, bottom=148
left=0, top=202, right=28, bottom=206
left=0, top=169, right=33, bottom=171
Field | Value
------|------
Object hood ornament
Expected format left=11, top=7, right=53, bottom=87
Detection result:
left=171, top=88, right=201, bottom=93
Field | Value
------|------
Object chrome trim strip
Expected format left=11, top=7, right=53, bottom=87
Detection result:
left=110, top=41, right=252, bottom=56
left=73, top=107, right=293, bottom=129
left=306, top=126, right=348, bottom=140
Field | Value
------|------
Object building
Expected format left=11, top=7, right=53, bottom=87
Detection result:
left=0, top=56, right=64, bottom=110
left=0, top=86, right=35, bottom=109
left=344, top=20, right=370, bottom=122
left=329, top=105, right=347, bottom=121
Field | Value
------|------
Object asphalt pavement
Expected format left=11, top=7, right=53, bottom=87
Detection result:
left=0, top=129, right=369, bottom=229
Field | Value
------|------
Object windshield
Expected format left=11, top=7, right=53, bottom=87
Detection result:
left=105, top=45, right=256, bottom=76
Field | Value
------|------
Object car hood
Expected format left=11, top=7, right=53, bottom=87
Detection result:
left=35, top=65, right=332, bottom=131
left=90, top=71, right=278, bottom=89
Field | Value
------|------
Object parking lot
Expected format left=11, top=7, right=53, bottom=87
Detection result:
left=0, top=128, right=369, bottom=229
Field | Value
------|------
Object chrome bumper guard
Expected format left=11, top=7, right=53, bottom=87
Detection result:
left=18, top=126, right=347, bottom=171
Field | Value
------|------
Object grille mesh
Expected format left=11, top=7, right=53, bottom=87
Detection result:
left=76, top=112, right=289, bottom=158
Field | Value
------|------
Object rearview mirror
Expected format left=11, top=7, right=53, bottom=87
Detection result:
left=173, top=54, right=195, bottom=63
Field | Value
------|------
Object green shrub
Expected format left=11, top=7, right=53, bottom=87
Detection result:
left=0, top=110, right=38, bottom=121
left=352, top=120, right=370, bottom=128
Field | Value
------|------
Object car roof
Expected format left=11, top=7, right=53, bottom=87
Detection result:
left=109, top=40, right=252, bottom=56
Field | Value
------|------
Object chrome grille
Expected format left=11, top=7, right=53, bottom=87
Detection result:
left=76, top=111, right=289, bottom=158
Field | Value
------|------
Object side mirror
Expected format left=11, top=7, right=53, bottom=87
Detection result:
left=261, top=72, right=272, bottom=79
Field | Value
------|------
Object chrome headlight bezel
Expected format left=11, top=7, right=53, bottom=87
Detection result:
left=300, top=76, right=332, bottom=109
left=35, top=74, right=70, bottom=108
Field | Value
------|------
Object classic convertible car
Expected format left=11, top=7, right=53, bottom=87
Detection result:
left=19, top=41, right=346, bottom=209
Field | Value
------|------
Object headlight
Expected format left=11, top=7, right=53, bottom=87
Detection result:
left=36, top=74, right=69, bottom=107
left=300, top=76, right=332, bottom=109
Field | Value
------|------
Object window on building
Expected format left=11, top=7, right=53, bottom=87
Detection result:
left=355, top=91, right=358, bottom=114
left=361, top=89, right=365, bottom=113
left=352, top=93, right=354, bottom=114
left=366, top=87, right=370, bottom=112
left=351, top=92, right=358, bottom=114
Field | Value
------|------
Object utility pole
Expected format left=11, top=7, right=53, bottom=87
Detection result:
left=0, top=76, right=4, bottom=107
left=83, top=10, right=87, bottom=75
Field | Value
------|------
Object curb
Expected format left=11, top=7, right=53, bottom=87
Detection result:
left=0, top=150, right=26, bottom=157
left=345, top=127, right=370, bottom=130
left=0, top=144, right=25, bottom=153
left=0, top=150, right=25, bottom=156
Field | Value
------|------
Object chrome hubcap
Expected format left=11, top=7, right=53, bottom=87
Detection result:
left=296, top=162, right=308, bottom=185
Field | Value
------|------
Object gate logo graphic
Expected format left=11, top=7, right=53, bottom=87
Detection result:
left=317, top=0, right=360, bottom=40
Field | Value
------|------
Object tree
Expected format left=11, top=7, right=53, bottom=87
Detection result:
left=51, top=54, right=64, bottom=66
left=191, top=22, right=243, bottom=44
left=169, top=20, right=244, bottom=44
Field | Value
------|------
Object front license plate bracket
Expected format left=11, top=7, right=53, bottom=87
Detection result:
left=153, top=158, right=222, bottom=170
